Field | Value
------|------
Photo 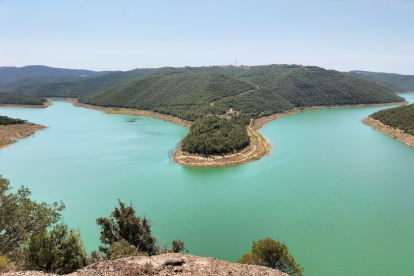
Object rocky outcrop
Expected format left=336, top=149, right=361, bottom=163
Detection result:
left=2, top=253, right=289, bottom=276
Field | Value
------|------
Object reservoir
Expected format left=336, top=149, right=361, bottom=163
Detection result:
left=1, top=94, right=413, bottom=276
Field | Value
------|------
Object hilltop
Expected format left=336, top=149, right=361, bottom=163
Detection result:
left=349, top=71, right=414, bottom=93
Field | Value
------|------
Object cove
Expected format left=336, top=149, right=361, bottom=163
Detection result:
left=0, top=95, right=413, bottom=276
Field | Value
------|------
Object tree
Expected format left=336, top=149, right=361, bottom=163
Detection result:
left=0, top=176, right=65, bottom=255
left=23, top=224, right=87, bottom=274
left=170, top=240, right=186, bottom=253
left=96, top=199, right=158, bottom=258
left=109, top=239, right=138, bottom=260
left=237, top=237, right=303, bottom=276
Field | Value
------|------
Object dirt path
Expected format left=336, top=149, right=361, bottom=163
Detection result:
left=210, top=86, right=259, bottom=106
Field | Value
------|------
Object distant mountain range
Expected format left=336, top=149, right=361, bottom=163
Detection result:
left=0, top=65, right=111, bottom=83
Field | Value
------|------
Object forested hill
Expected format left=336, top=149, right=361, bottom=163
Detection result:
left=0, top=92, right=46, bottom=105
left=143, top=65, right=404, bottom=107
left=232, top=65, right=404, bottom=107
left=371, top=104, right=414, bottom=135
left=26, top=68, right=157, bottom=98
left=0, top=75, right=111, bottom=94
left=0, top=65, right=110, bottom=84
left=349, top=71, right=414, bottom=92
left=80, top=70, right=283, bottom=121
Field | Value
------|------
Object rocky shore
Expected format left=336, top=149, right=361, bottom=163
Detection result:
left=0, top=123, right=47, bottom=150
left=362, top=116, right=414, bottom=148
left=2, top=253, right=289, bottom=276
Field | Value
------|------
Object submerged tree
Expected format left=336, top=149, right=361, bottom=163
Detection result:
left=96, top=199, right=158, bottom=258
left=237, top=237, right=303, bottom=276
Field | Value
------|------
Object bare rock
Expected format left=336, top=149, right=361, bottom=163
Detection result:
left=1, top=253, right=289, bottom=276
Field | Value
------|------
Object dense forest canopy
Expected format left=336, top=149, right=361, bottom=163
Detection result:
left=0, top=92, right=46, bottom=105
left=349, top=71, right=414, bottom=92
left=80, top=71, right=259, bottom=121
left=181, top=116, right=250, bottom=155
left=0, top=116, right=28, bottom=125
left=371, top=104, right=414, bottom=135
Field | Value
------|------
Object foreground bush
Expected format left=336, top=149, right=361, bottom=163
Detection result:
left=96, top=200, right=159, bottom=258
left=23, top=224, right=87, bottom=274
left=238, top=237, right=303, bottom=276
left=0, top=175, right=64, bottom=255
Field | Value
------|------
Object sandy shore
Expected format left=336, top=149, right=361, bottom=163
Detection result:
left=0, top=123, right=47, bottom=150
left=62, top=98, right=409, bottom=167
left=0, top=99, right=53, bottom=108
left=362, top=116, right=414, bottom=148
left=64, top=98, right=192, bottom=129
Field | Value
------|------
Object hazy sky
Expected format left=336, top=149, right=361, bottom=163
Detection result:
left=1, top=0, right=413, bottom=74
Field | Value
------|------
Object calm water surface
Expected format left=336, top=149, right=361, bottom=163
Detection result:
left=1, top=95, right=413, bottom=276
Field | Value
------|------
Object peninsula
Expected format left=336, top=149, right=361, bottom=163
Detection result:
left=363, top=103, right=414, bottom=148
left=0, top=115, right=46, bottom=150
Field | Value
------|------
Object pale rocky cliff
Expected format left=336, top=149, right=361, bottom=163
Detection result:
left=3, top=253, right=290, bottom=276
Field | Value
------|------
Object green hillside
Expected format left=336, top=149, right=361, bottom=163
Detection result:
left=160, top=65, right=404, bottom=107
left=371, top=104, right=414, bottom=135
left=0, top=75, right=108, bottom=93
left=349, top=71, right=414, bottom=92
left=27, top=68, right=156, bottom=98
left=0, top=92, right=46, bottom=105
left=235, top=66, right=404, bottom=107
left=80, top=70, right=260, bottom=121
left=0, top=65, right=109, bottom=84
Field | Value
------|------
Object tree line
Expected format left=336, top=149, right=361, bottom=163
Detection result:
left=0, top=116, right=28, bottom=126
left=371, top=103, right=414, bottom=135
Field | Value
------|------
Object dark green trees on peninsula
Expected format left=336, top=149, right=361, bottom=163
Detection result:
left=181, top=116, right=250, bottom=155
left=370, top=103, right=414, bottom=135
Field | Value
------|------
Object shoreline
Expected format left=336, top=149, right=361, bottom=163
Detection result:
left=396, top=91, right=414, bottom=94
left=60, top=98, right=409, bottom=167
left=173, top=122, right=271, bottom=167
left=64, top=98, right=192, bottom=129
left=0, top=99, right=53, bottom=108
left=0, top=123, right=47, bottom=151
left=362, top=117, right=414, bottom=148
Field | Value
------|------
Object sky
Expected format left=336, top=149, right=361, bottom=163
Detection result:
left=0, top=0, right=413, bottom=74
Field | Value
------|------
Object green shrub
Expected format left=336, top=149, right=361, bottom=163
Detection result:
left=238, top=237, right=303, bottom=276
left=23, top=224, right=86, bottom=274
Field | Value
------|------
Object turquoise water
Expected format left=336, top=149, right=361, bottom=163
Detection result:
left=1, top=95, right=413, bottom=276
